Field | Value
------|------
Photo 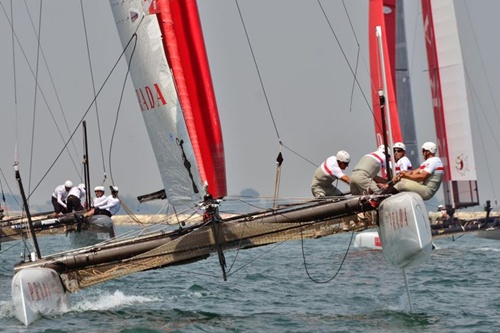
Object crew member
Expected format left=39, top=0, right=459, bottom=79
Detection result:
left=311, top=150, right=351, bottom=198
left=51, top=180, right=73, bottom=217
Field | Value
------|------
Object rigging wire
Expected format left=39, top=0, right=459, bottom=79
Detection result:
left=0, top=240, right=22, bottom=256
left=316, top=0, right=374, bottom=117
left=21, top=0, right=82, bottom=175
left=106, top=34, right=138, bottom=224
left=460, top=0, right=499, bottom=204
left=340, top=0, right=362, bottom=114
left=79, top=0, right=107, bottom=184
left=0, top=2, right=83, bottom=179
left=465, top=70, right=498, bottom=202
left=26, top=32, right=139, bottom=200
left=107, top=35, right=137, bottom=189
left=233, top=0, right=374, bottom=173
left=462, top=1, right=500, bottom=128
left=234, top=0, right=281, bottom=142
left=7, top=0, right=33, bottom=254
left=9, top=0, right=18, bottom=166
left=27, top=0, right=44, bottom=197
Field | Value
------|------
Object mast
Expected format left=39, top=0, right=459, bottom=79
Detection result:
left=368, top=0, right=403, bottom=152
left=14, top=163, right=41, bottom=259
left=82, top=121, right=91, bottom=207
left=376, top=26, right=396, bottom=178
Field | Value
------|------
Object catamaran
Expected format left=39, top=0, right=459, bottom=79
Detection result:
left=355, top=0, right=500, bottom=250
left=8, top=0, right=433, bottom=325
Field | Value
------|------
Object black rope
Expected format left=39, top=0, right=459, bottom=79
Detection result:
left=301, top=226, right=356, bottom=284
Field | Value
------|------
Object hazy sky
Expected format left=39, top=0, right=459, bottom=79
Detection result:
left=0, top=1, right=499, bottom=212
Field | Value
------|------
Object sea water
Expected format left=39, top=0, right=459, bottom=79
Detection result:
left=0, top=226, right=499, bottom=332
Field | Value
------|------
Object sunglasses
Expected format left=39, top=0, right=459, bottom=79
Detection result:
left=394, top=149, right=403, bottom=153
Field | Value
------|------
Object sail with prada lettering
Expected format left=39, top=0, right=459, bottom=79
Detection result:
left=421, top=0, right=479, bottom=208
left=112, top=0, right=226, bottom=206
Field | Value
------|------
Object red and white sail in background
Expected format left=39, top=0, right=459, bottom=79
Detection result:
left=421, top=0, right=479, bottom=208
left=110, top=0, right=226, bottom=206
left=368, top=0, right=403, bottom=150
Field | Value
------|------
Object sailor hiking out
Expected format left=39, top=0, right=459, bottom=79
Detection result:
left=311, top=150, right=351, bottom=198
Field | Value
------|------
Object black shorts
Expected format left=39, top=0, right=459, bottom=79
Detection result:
left=94, top=208, right=112, bottom=217
left=51, top=196, right=68, bottom=214
left=66, top=195, right=83, bottom=212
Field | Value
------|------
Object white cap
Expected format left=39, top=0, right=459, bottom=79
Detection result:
left=393, top=142, right=406, bottom=151
left=336, top=150, right=351, bottom=163
left=421, top=141, right=437, bottom=154
left=78, top=183, right=85, bottom=190
left=112, top=186, right=119, bottom=192
left=94, top=186, right=105, bottom=192
left=64, top=180, right=73, bottom=188
left=438, top=204, right=445, bottom=211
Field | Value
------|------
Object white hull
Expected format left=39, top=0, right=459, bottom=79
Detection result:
left=354, top=230, right=382, bottom=250
left=378, top=192, right=432, bottom=269
left=12, top=268, right=70, bottom=326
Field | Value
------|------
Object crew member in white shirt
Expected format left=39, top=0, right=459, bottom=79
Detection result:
left=350, top=145, right=389, bottom=195
left=392, top=141, right=444, bottom=200
left=51, top=180, right=73, bottom=217
left=393, top=142, right=412, bottom=173
left=93, top=186, right=108, bottom=208
left=311, top=150, right=351, bottom=198
left=66, top=183, right=87, bottom=212
left=94, top=186, right=121, bottom=217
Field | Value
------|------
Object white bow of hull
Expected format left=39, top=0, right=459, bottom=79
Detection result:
left=378, top=192, right=432, bottom=269
left=354, top=230, right=382, bottom=250
left=12, top=268, right=70, bottom=326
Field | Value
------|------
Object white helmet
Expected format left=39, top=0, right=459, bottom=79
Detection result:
left=94, top=186, right=105, bottom=192
left=78, top=183, right=85, bottom=190
left=393, top=142, right=406, bottom=151
left=378, top=144, right=386, bottom=152
left=421, top=141, right=437, bottom=154
left=64, top=180, right=73, bottom=188
left=112, top=186, right=119, bottom=192
left=336, top=150, right=351, bottom=163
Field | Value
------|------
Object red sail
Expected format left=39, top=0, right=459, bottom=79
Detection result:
left=420, top=0, right=450, bottom=181
left=153, top=0, right=227, bottom=198
left=368, top=0, right=402, bottom=146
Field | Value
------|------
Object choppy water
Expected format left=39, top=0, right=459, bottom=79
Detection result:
left=1, top=226, right=499, bottom=332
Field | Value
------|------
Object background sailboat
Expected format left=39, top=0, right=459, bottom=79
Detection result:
left=355, top=0, right=500, bottom=249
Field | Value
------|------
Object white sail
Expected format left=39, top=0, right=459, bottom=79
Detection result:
left=422, top=0, right=479, bottom=208
left=110, top=1, right=204, bottom=206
